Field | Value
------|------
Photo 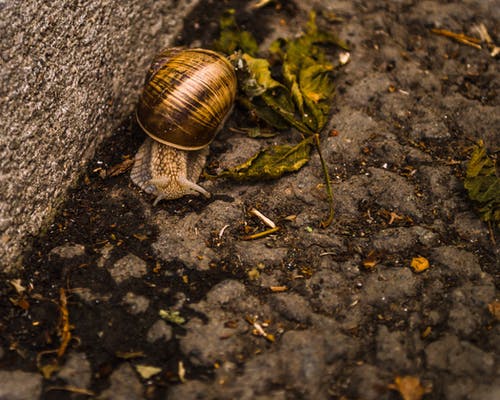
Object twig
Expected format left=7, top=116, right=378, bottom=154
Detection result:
left=487, top=221, right=496, bottom=246
left=430, top=28, right=482, bottom=50
left=249, top=207, right=276, bottom=228
left=241, top=226, right=280, bottom=240
left=45, top=386, right=95, bottom=396
left=218, top=224, right=230, bottom=239
left=57, top=288, right=72, bottom=358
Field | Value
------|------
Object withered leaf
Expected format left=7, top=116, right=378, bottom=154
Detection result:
left=135, top=364, right=162, bottom=379
left=388, top=375, right=431, bottom=400
left=214, top=9, right=258, bottom=56
left=218, top=136, right=313, bottom=181
left=464, top=141, right=500, bottom=226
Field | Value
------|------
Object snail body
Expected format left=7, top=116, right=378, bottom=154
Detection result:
left=131, top=48, right=237, bottom=204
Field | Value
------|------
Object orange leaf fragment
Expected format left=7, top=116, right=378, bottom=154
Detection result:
left=410, top=256, right=430, bottom=273
left=388, top=375, right=430, bottom=400
left=488, top=300, right=500, bottom=321
left=363, top=250, right=382, bottom=269
left=133, top=233, right=149, bottom=241
left=421, top=326, right=432, bottom=339
left=270, top=286, right=288, bottom=292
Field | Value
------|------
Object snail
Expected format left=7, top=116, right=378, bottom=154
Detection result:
left=131, top=47, right=237, bottom=204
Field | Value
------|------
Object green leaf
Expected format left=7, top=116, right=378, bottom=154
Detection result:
left=299, top=63, right=335, bottom=103
left=218, top=136, right=314, bottom=181
left=464, top=141, right=500, bottom=225
left=159, top=309, right=186, bottom=325
left=279, top=11, right=337, bottom=133
left=214, top=9, right=259, bottom=55
left=238, top=96, right=290, bottom=131
left=241, top=54, right=284, bottom=93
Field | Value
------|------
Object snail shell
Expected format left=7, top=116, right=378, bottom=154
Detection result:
left=131, top=48, right=237, bottom=203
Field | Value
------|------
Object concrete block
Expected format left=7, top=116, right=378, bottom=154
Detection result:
left=0, top=0, right=200, bottom=270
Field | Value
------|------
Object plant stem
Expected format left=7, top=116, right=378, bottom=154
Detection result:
left=313, top=134, right=335, bottom=228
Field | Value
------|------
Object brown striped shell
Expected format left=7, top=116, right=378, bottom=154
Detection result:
left=136, top=48, right=237, bottom=150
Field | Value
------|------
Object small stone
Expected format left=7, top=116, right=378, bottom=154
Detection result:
left=122, top=292, right=150, bottom=314
left=372, top=227, right=419, bottom=252
left=49, top=243, right=85, bottom=259
left=98, top=363, right=143, bottom=400
left=206, top=279, right=247, bottom=306
left=234, top=241, right=288, bottom=267
left=453, top=211, right=489, bottom=244
left=180, top=313, right=243, bottom=367
left=0, top=370, right=42, bottom=400
left=432, top=246, right=483, bottom=279
left=426, top=335, right=494, bottom=376
left=167, top=380, right=213, bottom=400
left=348, top=364, right=390, bottom=400
left=73, top=287, right=112, bottom=304
left=411, top=112, right=450, bottom=140
left=270, top=292, right=312, bottom=323
left=108, top=253, right=148, bottom=284
left=367, top=168, right=422, bottom=218
left=147, top=320, right=173, bottom=343
left=376, top=325, right=412, bottom=371
left=57, top=351, right=92, bottom=388
left=279, top=330, right=327, bottom=398
left=363, top=267, right=418, bottom=305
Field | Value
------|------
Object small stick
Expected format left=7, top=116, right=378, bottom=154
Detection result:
left=241, top=226, right=280, bottom=240
left=45, top=386, right=95, bottom=396
left=430, top=28, right=482, bottom=49
left=249, top=208, right=276, bottom=228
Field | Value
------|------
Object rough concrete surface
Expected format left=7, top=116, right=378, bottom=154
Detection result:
left=0, top=0, right=200, bottom=270
left=0, top=0, right=499, bottom=400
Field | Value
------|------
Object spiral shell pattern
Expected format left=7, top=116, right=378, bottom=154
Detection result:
left=136, top=48, right=237, bottom=150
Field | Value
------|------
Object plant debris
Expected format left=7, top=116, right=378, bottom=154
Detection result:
left=241, top=226, right=280, bottom=240
left=213, top=10, right=348, bottom=227
left=387, top=375, right=431, bottom=400
left=217, top=136, right=314, bottom=181
left=36, top=288, right=75, bottom=378
left=431, top=24, right=500, bottom=57
left=214, top=9, right=258, bottom=56
left=464, top=140, right=499, bottom=228
left=431, top=28, right=482, bottom=49
left=410, top=256, right=430, bottom=273
left=249, top=207, right=276, bottom=228
left=159, top=309, right=186, bottom=325
left=136, top=364, right=162, bottom=379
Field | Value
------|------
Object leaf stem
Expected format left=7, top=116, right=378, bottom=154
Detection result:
left=313, top=134, right=335, bottom=228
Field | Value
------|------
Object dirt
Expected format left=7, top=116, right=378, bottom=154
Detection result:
left=1, top=0, right=499, bottom=399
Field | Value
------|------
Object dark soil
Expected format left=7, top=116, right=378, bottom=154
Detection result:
left=1, top=1, right=498, bottom=399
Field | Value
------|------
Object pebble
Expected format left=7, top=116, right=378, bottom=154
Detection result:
left=0, top=370, right=42, bottom=400
left=122, top=292, right=150, bottom=314
left=431, top=246, right=483, bottom=279
left=363, top=267, right=418, bottom=305
left=49, top=243, right=85, bottom=259
left=234, top=241, right=288, bottom=267
left=57, top=351, right=92, bottom=388
left=146, top=319, right=173, bottom=343
left=108, top=253, right=148, bottom=284
left=270, top=292, right=313, bottom=323
left=367, top=168, right=423, bottom=218
left=376, top=325, right=412, bottom=371
left=98, top=363, right=144, bottom=400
